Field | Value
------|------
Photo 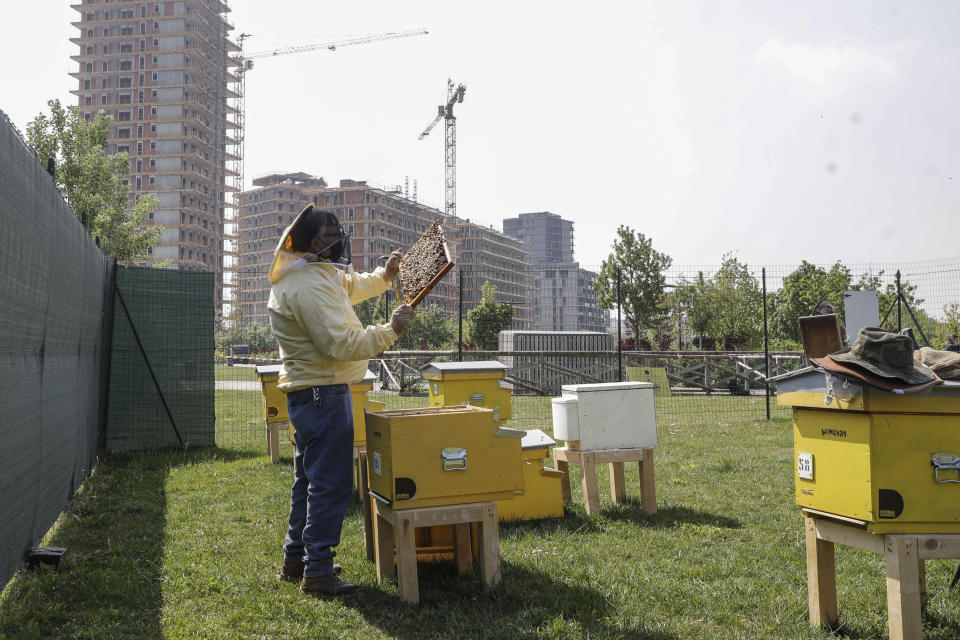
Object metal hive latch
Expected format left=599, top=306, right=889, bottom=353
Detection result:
left=932, top=452, right=960, bottom=483
left=441, top=447, right=468, bottom=471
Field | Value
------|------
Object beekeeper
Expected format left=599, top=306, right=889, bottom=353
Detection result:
left=267, top=204, right=414, bottom=597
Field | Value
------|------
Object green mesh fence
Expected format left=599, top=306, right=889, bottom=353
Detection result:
left=0, top=110, right=112, bottom=589
left=106, top=266, right=215, bottom=451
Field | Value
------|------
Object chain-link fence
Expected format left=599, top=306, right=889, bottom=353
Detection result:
left=214, top=258, right=960, bottom=453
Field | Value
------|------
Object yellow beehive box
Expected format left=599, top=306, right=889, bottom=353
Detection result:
left=282, top=370, right=383, bottom=448
left=255, top=365, right=287, bottom=423
left=421, top=361, right=512, bottom=421
left=365, top=405, right=524, bottom=509
left=775, top=368, right=960, bottom=533
left=497, top=429, right=565, bottom=521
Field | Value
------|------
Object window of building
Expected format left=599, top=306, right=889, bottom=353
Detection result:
left=138, top=89, right=144, bottom=102
left=84, top=79, right=91, bottom=90
left=85, top=62, right=93, bottom=72
left=137, top=124, right=143, bottom=136
left=136, top=176, right=142, bottom=190
left=101, top=61, right=108, bottom=72
left=151, top=72, right=158, bottom=81
left=85, top=96, right=92, bottom=105
left=150, top=106, right=156, bottom=116
left=119, top=77, right=132, bottom=88
left=119, top=128, right=131, bottom=138
left=140, top=38, right=145, bottom=50
left=136, top=159, right=142, bottom=171
left=136, top=141, right=143, bottom=154
left=150, top=124, right=156, bottom=133
left=100, top=94, right=107, bottom=105
left=103, top=10, right=109, bottom=19
left=149, top=141, right=156, bottom=150
left=86, top=45, right=93, bottom=54
left=153, top=37, right=159, bottom=47
left=149, top=176, right=155, bottom=185
left=119, top=111, right=131, bottom=121
left=87, top=29, right=94, bottom=37
left=100, top=78, right=107, bottom=88
left=154, top=3, right=159, bottom=11
left=119, top=94, right=131, bottom=104
left=84, top=113, right=92, bottom=122
left=137, top=107, right=144, bottom=119
left=103, top=27, right=109, bottom=36
left=151, top=55, right=158, bottom=64
left=151, top=89, right=158, bottom=98
left=118, top=145, right=130, bottom=153
left=150, top=158, right=156, bottom=168
left=86, top=12, right=93, bottom=20
left=153, top=21, right=158, bottom=29
left=120, top=59, right=132, bottom=70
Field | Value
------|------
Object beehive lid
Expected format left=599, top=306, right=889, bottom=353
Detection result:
left=360, top=369, right=377, bottom=384
left=255, top=364, right=283, bottom=378
left=561, top=381, right=652, bottom=393
left=520, top=428, right=555, bottom=450
left=421, top=361, right=507, bottom=377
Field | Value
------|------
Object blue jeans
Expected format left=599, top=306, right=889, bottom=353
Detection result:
left=283, top=384, right=354, bottom=577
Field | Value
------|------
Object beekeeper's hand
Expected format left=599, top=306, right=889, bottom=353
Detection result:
left=390, top=304, right=415, bottom=335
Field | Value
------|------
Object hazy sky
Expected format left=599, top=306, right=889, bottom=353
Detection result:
left=3, top=1, right=958, bottom=268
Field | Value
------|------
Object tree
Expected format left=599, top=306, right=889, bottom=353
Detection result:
left=467, top=282, right=514, bottom=350
left=405, top=304, right=457, bottom=349
left=854, top=271, right=923, bottom=329
left=770, top=261, right=852, bottom=343
left=593, top=226, right=672, bottom=344
left=26, top=99, right=160, bottom=262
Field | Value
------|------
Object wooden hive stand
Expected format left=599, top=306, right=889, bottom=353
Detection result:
left=371, top=498, right=501, bottom=604
left=553, top=447, right=656, bottom=516
left=805, top=511, right=960, bottom=640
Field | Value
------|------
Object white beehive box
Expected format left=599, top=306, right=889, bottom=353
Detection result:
left=551, top=382, right=657, bottom=450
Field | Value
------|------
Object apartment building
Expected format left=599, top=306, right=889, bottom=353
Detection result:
left=70, top=0, right=238, bottom=306
left=452, top=219, right=534, bottom=330
left=237, top=175, right=460, bottom=325
left=502, top=211, right=609, bottom=333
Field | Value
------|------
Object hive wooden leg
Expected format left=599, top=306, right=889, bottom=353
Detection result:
left=885, top=536, right=922, bottom=640
left=639, top=448, right=657, bottom=514
left=580, top=452, right=600, bottom=515
left=556, top=458, right=571, bottom=501
left=805, top=516, right=839, bottom=629
left=359, top=453, right=374, bottom=562
left=609, top=462, right=626, bottom=503
left=374, top=507, right=395, bottom=582
left=919, top=559, right=928, bottom=613
left=266, top=423, right=281, bottom=463
left=478, top=502, right=501, bottom=587
left=454, top=523, right=473, bottom=576
left=395, top=512, right=419, bottom=604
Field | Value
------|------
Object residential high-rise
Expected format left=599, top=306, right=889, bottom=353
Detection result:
left=237, top=175, right=460, bottom=325
left=70, top=0, right=239, bottom=308
left=502, top=211, right=608, bottom=333
left=236, top=173, right=536, bottom=330
left=452, top=218, right=534, bottom=330
left=502, top=211, right=574, bottom=264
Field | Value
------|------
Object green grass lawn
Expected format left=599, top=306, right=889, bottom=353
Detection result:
left=3, top=401, right=960, bottom=639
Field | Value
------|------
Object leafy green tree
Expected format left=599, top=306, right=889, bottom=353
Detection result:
left=673, top=272, right=712, bottom=349
left=467, top=282, right=514, bottom=350
left=770, top=261, right=852, bottom=342
left=26, top=99, right=160, bottom=262
left=406, top=304, right=457, bottom=349
left=353, top=300, right=374, bottom=327
left=593, top=226, right=672, bottom=344
left=709, top=254, right=763, bottom=349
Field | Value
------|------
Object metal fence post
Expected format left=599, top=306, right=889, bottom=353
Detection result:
left=458, top=268, right=463, bottom=362
left=896, top=270, right=902, bottom=330
left=617, top=267, right=622, bottom=382
left=763, top=267, right=770, bottom=420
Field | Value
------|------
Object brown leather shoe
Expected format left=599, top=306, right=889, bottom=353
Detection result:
left=278, top=562, right=341, bottom=582
left=300, top=573, right=358, bottom=597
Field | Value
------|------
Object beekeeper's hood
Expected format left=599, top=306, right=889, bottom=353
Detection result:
left=268, top=204, right=352, bottom=283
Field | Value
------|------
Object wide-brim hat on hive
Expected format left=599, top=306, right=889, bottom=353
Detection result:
left=810, top=326, right=940, bottom=393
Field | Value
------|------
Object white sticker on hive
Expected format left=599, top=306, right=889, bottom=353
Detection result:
left=373, top=451, right=382, bottom=476
left=797, top=452, right=814, bottom=480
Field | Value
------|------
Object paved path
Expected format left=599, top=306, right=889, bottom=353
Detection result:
left=215, top=381, right=260, bottom=391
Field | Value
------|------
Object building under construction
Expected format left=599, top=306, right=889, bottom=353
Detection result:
left=70, top=0, right=239, bottom=309
left=236, top=172, right=534, bottom=329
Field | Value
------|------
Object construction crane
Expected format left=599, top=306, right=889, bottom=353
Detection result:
left=223, top=28, right=427, bottom=314
left=233, top=28, right=428, bottom=192
left=419, top=79, right=466, bottom=217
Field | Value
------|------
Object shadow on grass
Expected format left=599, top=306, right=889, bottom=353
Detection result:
left=499, top=501, right=741, bottom=541
left=0, top=446, right=255, bottom=639
left=346, top=560, right=678, bottom=640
